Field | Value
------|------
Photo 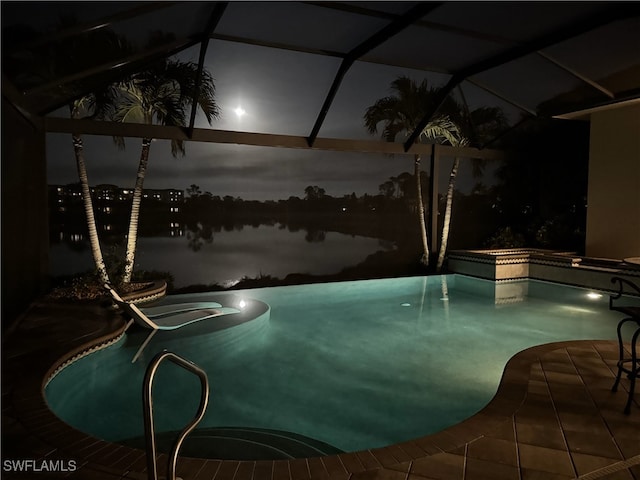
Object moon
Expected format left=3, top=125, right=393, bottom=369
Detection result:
left=233, top=106, right=246, bottom=118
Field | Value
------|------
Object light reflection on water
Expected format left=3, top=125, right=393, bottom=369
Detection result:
left=49, top=224, right=390, bottom=287
left=45, top=276, right=635, bottom=454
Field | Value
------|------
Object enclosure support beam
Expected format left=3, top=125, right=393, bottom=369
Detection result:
left=306, top=2, right=442, bottom=147
left=186, top=2, right=229, bottom=138
left=403, top=3, right=638, bottom=152
left=46, top=117, right=505, bottom=160
left=536, top=51, right=614, bottom=99
left=6, top=2, right=176, bottom=54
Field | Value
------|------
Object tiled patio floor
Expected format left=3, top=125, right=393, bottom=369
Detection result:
left=2, top=298, right=638, bottom=480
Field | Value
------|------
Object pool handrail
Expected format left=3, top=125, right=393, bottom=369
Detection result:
left=143, top=350, right=210, bottom=480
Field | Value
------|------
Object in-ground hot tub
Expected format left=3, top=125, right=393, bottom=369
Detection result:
left=447, top=248, right=640, bottom=296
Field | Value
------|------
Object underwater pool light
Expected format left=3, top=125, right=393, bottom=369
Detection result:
left=586, top=292, right=603, bottom=300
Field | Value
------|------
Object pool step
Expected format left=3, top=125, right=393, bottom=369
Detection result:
left=121, top=426, right=343, bottom=460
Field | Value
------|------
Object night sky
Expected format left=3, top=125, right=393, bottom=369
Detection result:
left=46, top=133, right=439, bottom=201
left=7, top=2, right=635, bottom=200
left=45, top=39, right=504, bottom=201
left=47, top=41, right=478, bottom=200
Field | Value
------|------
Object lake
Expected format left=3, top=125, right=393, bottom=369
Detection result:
left=50, top=224, right=392, bottom=288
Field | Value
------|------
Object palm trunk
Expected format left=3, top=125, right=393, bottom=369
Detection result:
left=415, top=154, right=430, bottom=267
left=436, top=157, right=459, bottom=272
left=122, top=138, right=152, bottom=283
left=71, top=117, right=110, bottom=284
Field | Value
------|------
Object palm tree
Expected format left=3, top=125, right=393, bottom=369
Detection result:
left=69, top=93, right=118, bottom=284
left=49, top=20, right=131, bottom=284
left=435, top=105, right=508, bottom=271
left=113, top=59, right=220, bottom=283
left=364, top=76, right=462, bottom=267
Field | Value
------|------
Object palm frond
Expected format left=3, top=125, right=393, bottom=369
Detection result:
left=108, top=58, right=220, bottom=157
left=195, top=67, right=220, bottom=124
left=113, top=93, right=146, bottom=124
left=112, top=135, right=126, bottom=151
left=420, top=116, right=468, bottom=147
left=365, top=76, right=471, bottom=146
left=170, top=139, right=186, bottom=157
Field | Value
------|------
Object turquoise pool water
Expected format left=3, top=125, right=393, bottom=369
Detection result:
left=45, top=275, right=635, bottom=456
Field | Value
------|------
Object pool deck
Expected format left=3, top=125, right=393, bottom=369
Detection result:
left=2, top=298, right=639, bottom=480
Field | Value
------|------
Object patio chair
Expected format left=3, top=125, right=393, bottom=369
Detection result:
left=105, top=284, right=240, bottom=331
left=609, top=277, right=640, bottom=414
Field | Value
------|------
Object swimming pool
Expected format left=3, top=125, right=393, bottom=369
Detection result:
left=45, top=275, right=636, bottom=460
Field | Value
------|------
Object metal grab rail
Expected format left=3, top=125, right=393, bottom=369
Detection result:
left=143, top=350, right=210, bottom=480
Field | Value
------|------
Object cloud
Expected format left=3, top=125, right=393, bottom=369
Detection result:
left=45, top=39, right=430, bottom=200
left=47, top=130, right=413, bottom=200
